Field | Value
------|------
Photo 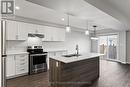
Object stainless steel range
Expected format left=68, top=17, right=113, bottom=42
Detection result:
left=27, top=46, right=47, bottom=75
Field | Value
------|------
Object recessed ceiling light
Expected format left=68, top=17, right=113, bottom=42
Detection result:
left=61, top=18, right=65, bottom=21
left=15, top=6, right=20, bottom=10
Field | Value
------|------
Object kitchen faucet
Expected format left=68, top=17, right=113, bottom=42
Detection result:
left=76, top=44, right=79, bottom=55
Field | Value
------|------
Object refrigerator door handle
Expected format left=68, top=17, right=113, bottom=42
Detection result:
left=2, top=55, right=7, bottom=57
left=1, top=20, right=7, bottom=87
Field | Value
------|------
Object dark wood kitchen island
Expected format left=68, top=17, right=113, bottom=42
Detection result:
left=49, top=53, right=103, bottom=87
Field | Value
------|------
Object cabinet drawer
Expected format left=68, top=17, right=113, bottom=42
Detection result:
left=16, top=68, right=28, bottom=74
left=16, top=64, right=28, bottom=69
left=16, top=65, right=28, bottom=74
left=16, top=55, right=28, bottom=59
left=16, top=61, right=28, bottom=67
left=16, top=58, right=28, bottom=63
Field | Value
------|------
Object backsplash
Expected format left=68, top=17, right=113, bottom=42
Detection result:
left=27, top=37, right=42, bottom=46
left=6, top=37, right=42, bottom=52
left=6, top=41, right=27, bottom=52
left=6, top=31, right=91, bottom=54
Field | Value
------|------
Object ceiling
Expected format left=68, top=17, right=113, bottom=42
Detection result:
left=85, top=0, right=130, bottom=30
left=15, top=0, right=126, bottom=31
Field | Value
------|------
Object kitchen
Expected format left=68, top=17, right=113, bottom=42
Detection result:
left=1, top=0, right=130, bottom=87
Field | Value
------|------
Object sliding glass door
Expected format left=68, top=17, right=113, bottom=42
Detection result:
left=98, top=35, right=118, bottom=61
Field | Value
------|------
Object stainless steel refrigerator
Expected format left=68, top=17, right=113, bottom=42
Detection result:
left=1, top=20, right=7, bottom=87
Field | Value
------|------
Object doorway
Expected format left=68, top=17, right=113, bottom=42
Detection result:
left=98, top=35, right=118, bottom=61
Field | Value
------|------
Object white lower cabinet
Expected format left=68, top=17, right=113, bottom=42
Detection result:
left=6, top=55, right=15, bottom=77
left=15, top=54, right=28, bottom=75
left=6, top=54, right=28, bottom=79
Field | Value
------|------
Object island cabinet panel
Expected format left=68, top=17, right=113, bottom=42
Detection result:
left=49, top=57, right=99, bottom=87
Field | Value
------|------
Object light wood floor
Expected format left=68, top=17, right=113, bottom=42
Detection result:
left=7, top=60, right=130, bottom=87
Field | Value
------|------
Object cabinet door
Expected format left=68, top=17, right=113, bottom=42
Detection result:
left=15, top=54, right=28, bottom=75
left=37, top=25, right=45, bottom=34
left=27, top=23, right=37, bottom=34
left=17, top=22, right=28, bottom=40
left=57, top=28, right=65, bottom=41
left=6, top=20, right=18, bottom=40
left=43, top=26, right=65, bottom=41
left=43, top=26, right=52, bottom=41
left=53, top=28, right=65, bottom=41
left=6, top=55, right=15, bottom=77
left=52, top=28, right=59, bottom=41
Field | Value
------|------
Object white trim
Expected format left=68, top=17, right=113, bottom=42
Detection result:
left=126, top=62, right=130, bottom=64
left=117, top=60, right=127, bottom=64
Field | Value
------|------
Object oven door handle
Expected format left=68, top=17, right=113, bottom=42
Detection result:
left=30, top=53, right=47, bottom=56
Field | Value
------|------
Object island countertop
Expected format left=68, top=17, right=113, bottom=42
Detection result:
left=50, top=53, right=104, bottom=63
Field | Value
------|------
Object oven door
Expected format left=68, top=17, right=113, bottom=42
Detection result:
left=29, top=53, right=47, bottom=74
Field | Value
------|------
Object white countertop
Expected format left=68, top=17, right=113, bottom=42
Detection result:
left=44, top=49, right=67, bottom=52
left=7, top=52, right=28, bottom=55
left=50, top=53, right=104, bottom=63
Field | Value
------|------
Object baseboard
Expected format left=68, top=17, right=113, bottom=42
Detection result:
left=117, top=60, right=127, bottom=64
left=126, top=62, right=130, bottom=64
left=7, top=73, right=28, bottom=79
left=100, top=59, right=130, bottom=64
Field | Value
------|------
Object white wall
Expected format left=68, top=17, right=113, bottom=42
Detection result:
left=126, top=31, right=130, bottom=63
left=6, top=31, right=91, bottom=54
left=118, top=31, right=126, bottom=63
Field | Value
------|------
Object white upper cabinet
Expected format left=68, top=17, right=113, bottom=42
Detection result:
left=53, top=27, right=65, bottom=41
left=27, top=23, right=37, bottom=34
left=6, top=20, right=65, bottom=41
left=6, top=20, right=18, bottom=40
left=43, top=26, right=53, bottom=41
left=42, top=26, right=65, bottom=41
left=37, top=25, right=45, bottom=34
left=17, top=22, right=28, bottom=40
left=6, top=20, right=28, bottom=40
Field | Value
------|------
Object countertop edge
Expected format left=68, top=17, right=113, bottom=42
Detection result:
left=50, top=53, right=104, bottom=63
left=7, top=52, right=29, bottom=55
